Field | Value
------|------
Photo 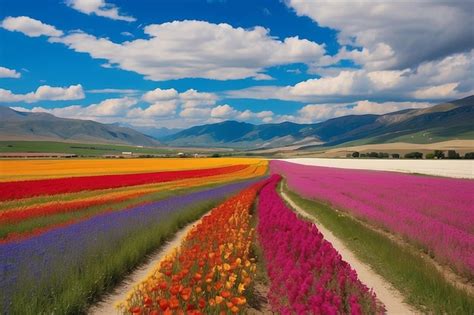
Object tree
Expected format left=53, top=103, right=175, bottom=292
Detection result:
left=426, top=153, right=435, bottom=159
left=464, top=152, right=474, bottom=159
left=368, top=152, right=379, bottom=158
left=434, top=150, right=445, bottom=159
left=391, top=153, right=400, bottom=159
left=404, top=152, right=423, bottom=159
left=447, top=150, right=460, bottom=159
left=352, top=151, right=360, bottom=158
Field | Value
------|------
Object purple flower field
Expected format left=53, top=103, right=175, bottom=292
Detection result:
left=271, top=160, right=474, bottom=278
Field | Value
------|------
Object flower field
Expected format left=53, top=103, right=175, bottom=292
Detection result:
left=2, top=156, right=470, bottom=313
left=258, top=175, right=384, bottom=314
left=0, top=158, right=267, bottom=313
left=120, top=178, right=269, bottom=314
left=271, top=160, right=474, bottom=278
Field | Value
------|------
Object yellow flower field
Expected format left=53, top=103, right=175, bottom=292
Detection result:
left=0, top=157, right=264, bottom=181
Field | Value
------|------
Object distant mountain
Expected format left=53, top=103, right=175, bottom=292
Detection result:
left=128, top=126, right=182, bottom=140
left=163, top=95, right=474, bottom=149
left=0, top=107, right=160, bottom=147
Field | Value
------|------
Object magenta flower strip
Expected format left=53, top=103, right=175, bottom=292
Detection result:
left=257, top=175, right=383, bottom=315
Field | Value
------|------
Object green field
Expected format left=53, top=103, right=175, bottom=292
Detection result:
left=0, top=141, right=174, bottom=156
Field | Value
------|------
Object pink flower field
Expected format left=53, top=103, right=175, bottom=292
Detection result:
left=271, top=160, right=474, bottom=278
left=258, top=175, right=384, bottom=314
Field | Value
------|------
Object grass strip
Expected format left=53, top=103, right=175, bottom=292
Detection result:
left=283, top=182, right=474, bottom=315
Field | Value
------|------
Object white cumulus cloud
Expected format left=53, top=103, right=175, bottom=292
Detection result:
left=0, top=84, right=85, bottom=103
left=1, top=16, right=63, bottom=37
left=287, top=0, right=474, bottom=70
left=0, top=66, right=21, bottom=78
left=66, top=0, right=136, bottom=22
left=7, top=18, right=326, bottom=81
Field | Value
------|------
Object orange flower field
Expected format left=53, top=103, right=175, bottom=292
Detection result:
left=119, top=178, right=270, bottom=315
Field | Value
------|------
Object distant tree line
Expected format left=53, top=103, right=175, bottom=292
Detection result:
left=348, top=149, right=474, bottom=159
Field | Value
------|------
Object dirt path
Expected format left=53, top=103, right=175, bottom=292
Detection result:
left=280, top=188, right=417, bottom=315
left=88, top=220, right=200, bottom=315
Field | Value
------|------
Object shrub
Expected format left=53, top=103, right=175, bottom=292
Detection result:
left=447, top=150, right=460, bottom=159
left=434, top=150, right=445, bottom=159
left=404, top=152, right=423, bottom=159
left=464, top=152, right=474, bottom=159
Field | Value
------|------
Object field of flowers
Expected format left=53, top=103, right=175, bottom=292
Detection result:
left=0, top=158, right=267, bottom=313
left=258, top=175, right=384, bottom=314
left=120, top=178, right=270, bottom=314
left=271, top=160, right=474, bottom=278
left=4, top=156, right=468, bottom=313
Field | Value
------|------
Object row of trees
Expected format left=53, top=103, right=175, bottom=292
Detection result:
left=349, top=150, right=474, bottom=159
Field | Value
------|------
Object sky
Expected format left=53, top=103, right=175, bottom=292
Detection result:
left=0, top=0, right=473, bottom=129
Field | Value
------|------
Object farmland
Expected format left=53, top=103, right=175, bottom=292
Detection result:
left=1, top=157, right=473, bottom=314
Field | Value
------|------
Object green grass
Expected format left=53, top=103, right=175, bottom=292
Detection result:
left=5, top=195, right=224, bottom=314
left=282, top=183, right=474, bottom=314
left=0, top=140, right=173, bottom=156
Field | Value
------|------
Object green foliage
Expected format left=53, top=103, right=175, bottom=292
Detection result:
left=434, top=150, right=445, bottom=159
left=464, top=152, right=474, bottom=159
left=404, top=152, right=423, bottom=159
left=447, top=150, right=461, bottom=159
left=0, top=141, right=172, bottom=156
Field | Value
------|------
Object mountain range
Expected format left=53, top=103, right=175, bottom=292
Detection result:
left=1, top=95, right=472, bottom=149
left=163, top=95, right=474, bottom=149
left=0, top=107, right=160, bottom=147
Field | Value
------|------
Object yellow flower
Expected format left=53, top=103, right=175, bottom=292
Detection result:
left=238, top=283, right=245, bottom=294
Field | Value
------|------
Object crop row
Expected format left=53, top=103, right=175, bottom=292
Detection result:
left=271, top=160, right=474, bottom=278
left=0, top=157, right=265, bottom=182
left=0, top=163, right=267, bottom=241
left=0, top=164, right=248, bottom=201
left=257, top=175, right=384, bottom=314
left=119, top=178, right=270, bottom=314
left=0, top=179, right=259, bottom=314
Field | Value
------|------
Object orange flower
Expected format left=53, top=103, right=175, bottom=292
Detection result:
left=169, top=297, right=180, bottom=310
left=181, top=287, right=192, bottom=301
left=215, top=296, right=224, bottom=304
left=143, top=296, right=152, bottom=307
left=198, top=298, right=206, bottom=309
left=158, top=298, right=169, bottom=311
left=221, top=290, right=231, bottom=298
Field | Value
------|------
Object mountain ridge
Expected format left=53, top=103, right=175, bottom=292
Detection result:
left=162, top=95, right=474, bottom=149
left=1, top=95, right=472, bottom=149
left=0, top=107, right=160, bottom=147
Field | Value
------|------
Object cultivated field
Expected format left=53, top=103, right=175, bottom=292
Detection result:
left=282, top=157, right=474, bottom=178
left=1, top=157, right=472, bottom=314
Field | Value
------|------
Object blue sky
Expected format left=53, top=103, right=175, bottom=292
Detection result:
left=1, top=0, right=473, bottom=128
